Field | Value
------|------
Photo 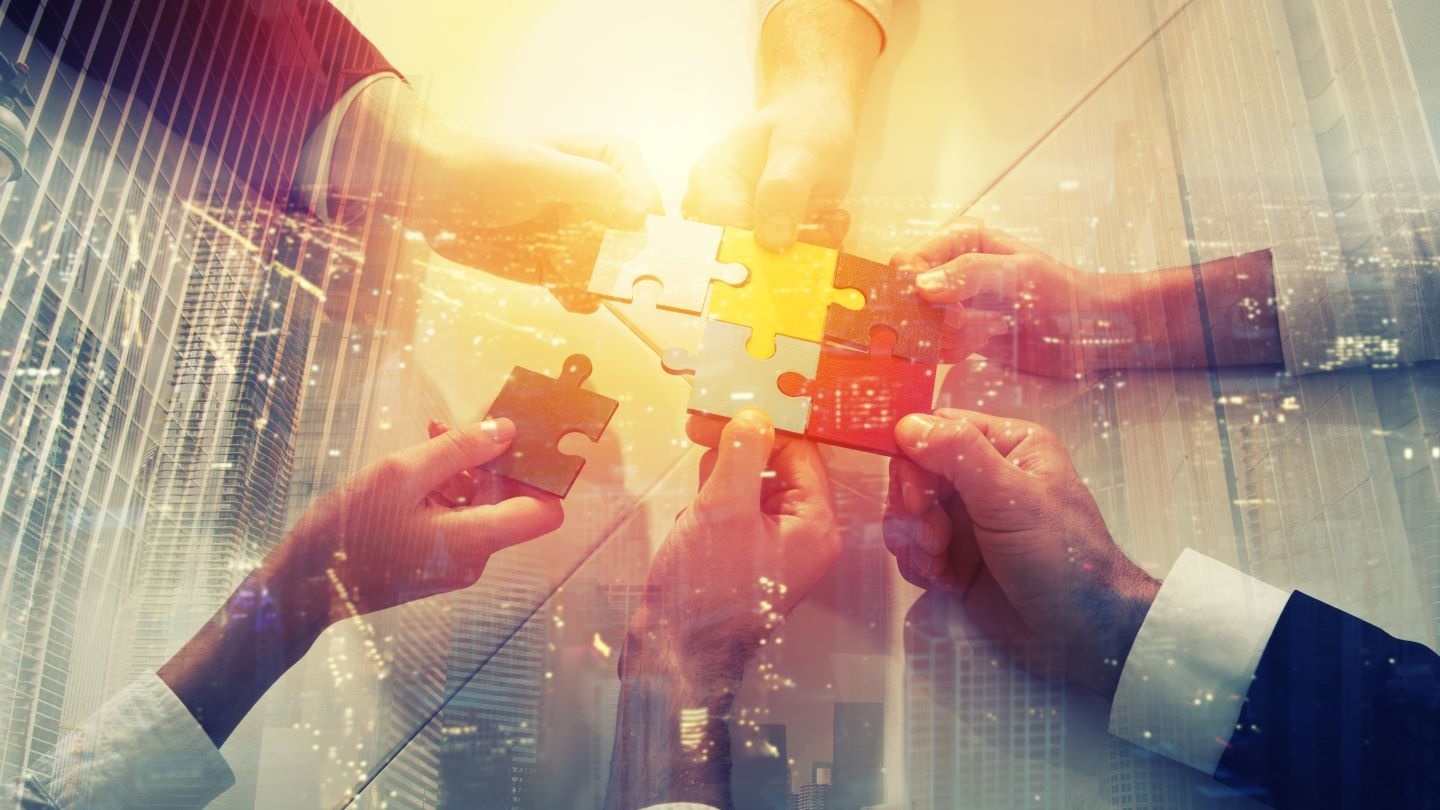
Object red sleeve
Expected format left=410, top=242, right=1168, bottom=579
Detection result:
left=6, top=0, right=398, bottom=203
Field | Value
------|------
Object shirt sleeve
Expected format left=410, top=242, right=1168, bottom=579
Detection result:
left=759, top=0, right=892, bottom=51
left=1108, top=549, right=1290, bottom=776
left=16, top=672, right=234, bottom=810
left=293, top=73, right=404, bottom=221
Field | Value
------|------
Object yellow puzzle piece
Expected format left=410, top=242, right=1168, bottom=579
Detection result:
left=708, top=228, right=865, bottom=358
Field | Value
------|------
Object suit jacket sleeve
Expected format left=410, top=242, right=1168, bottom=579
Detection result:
left=5, top=0, right=397, bottom=203
left=1214, top=591, right=1440, bottom=809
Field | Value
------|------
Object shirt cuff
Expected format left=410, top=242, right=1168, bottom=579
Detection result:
left=1108, top=549, right=1290, bottom=776
left=30, top=671, right=234, bottom=808
left=638, top=805, right=723, bottom=810
left=760, top=0, right=891, bottom=51
left=294, top=72, right=403, bottom=222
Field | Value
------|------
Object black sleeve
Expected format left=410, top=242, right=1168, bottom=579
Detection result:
left=1214, top=591, right=1440, bottom=809
left=3, top=0, right=397, bottom=202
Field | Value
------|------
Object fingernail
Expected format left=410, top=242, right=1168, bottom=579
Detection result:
left=896, top=414, right=940, bottom=449
left=916, top=270, right=948, bottom=294
left=759, top=215, right=796, bottom=249
left=480, top=418, right=515, bottom=443
left=734, top=408, right=772, bottom=434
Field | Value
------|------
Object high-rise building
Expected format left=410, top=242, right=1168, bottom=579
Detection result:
left=732, top=722, right=791, bottom=810
left=0, top=14, right=215, bottom=785
left=831, top=702, right=884, bottom=810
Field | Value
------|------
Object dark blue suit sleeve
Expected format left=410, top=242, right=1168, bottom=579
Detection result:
left=3, top=0, right=396, bottom=202
left=1214, top=592, right=1440, bottom=809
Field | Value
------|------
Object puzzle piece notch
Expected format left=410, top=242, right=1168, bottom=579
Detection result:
left=661, top=319, right=819, bottom=435
left=708, top=227, right=864, bottom=359
left=824, top=252, right=945, bottom=364
left=482, top=354, right=618, bottom=497
left=778, top=327, right=937, bottom=456
left=587, top=215, right=748, bottom=314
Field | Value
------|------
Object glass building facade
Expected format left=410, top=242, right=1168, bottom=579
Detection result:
left=0, top=0, right=1438, bottom=807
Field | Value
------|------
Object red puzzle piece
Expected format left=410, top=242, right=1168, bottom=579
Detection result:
left=482, top=354, right=618, bottom=497
left=824, top=253, right=944, bottom=364
left=778, top=328, right=937, bottom=456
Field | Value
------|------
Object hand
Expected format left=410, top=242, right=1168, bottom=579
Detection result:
left=159, top=419, right=563, bottom=745
left=627, top=409, right=841, bottom=673
left=329, top=81, right=662, bottom=306
left=277, top=418, right=564, bottom=622
left=605, top=410, right=839, bottom=810
left=895, top=216, right=1283, bottom=374
left=895, top=216, right=1108, bottom=378
left=883, top=409, right=1158, bottom=698
left=411, top=132, right=663, bottom=295
left=684, top=91, right=857, bottom=250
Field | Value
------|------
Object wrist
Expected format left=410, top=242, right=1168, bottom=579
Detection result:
left=1068, top=548, right=1160, bottom=700
left=622, top=609, right=753, bottom=695
left=259, top=532, right=346, bottom=648
left=760, top=0, right=880, bottom=118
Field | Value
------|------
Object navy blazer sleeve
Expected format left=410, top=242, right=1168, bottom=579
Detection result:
left=1214, top=592, right=1440, bottom=809
left=4, top=0, right=396, bottom=202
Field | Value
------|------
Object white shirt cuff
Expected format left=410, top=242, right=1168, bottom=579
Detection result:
left=31, top=671, right=234, bottom=808
left=1108, top=549, right=1290, bottom=776
left=638, top=805, right=723, bottom=810
left=294, top=73, right=403, bottom=222
left=760, top=0, right=891, bottom=51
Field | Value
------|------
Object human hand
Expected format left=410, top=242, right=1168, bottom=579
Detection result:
left=274, top=418, right=564, bottom=623
left=895, top=216, right=1127, bottom=378
left=883, top=409, right=1158, bottom=698
left=327, top=81, right=661, bottom=307
left=683, top=91, right=857, bottom=251
left=625, top=410, right=840, bottom=677
left=411, top=131, right=662, bottom=305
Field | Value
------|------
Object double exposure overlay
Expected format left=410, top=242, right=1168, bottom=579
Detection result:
left=0, top=1, right=1438, bottom=809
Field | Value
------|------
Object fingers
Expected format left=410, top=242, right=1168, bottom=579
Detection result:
left=893, top=215, right=989, bottom=271
left=683, top=122, right=763, bottom=228
left=547, top=134, right=665, bottom=220
left=912, top=252, right=1027, bottom=304
left=395, top=419, right=517, bottom=497
left=432, top=493, right=565, bottom=555
left=893, top=412, right=1028, bottom=497
left=753, top=126, right=831, bottom=251
left=695, top=409, right=776, bottom=511
left=684, top=413, right=729, bottom=449
left=764, top=432, right=834, bottom=519
left=528, top=141, right=654, bottom=229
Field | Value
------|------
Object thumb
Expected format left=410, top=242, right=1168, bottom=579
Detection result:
left=894, top=413, right=1023, bottom=501
left=399, top=419, right=516, bottom=497
left=695, top=409, right=775, bottom=513
left=753, top=128, right=827, bottom=251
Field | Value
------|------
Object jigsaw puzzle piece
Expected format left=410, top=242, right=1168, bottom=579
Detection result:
left=482, top=354, right=618, bottom=497
left=660, top=319, right=820, bottom=435
left=824, top=253, right=944, bottom=364
left=707, top=228, right=864, bottom=358
left=587, top=215, right=748, bottom=314
left=778, top=327, right=937, bottom=456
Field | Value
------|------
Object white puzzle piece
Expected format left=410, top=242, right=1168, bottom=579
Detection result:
left=588, top=215, right=748, bottom=314
left=660, top=319, right=820, bottom=435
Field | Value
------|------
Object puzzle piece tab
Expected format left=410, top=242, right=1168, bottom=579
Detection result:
left=707, top=228, right=864, bottom=358
left=824, top=253, right=944, bottom=364
left=588, top=215, right=748, bottom=314
left=778, top=328, right=936, bottom=456
left=661, top=319, right=820, bottom=435
left=482, top=354, right=618, bottom=497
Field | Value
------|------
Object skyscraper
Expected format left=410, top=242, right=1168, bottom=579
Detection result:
left=832, top=702, right=884, bottom=810
left=0, top=14, right=214, bottom=785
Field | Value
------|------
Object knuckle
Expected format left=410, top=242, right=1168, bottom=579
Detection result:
left=368, top=457, right=410, bottom=491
